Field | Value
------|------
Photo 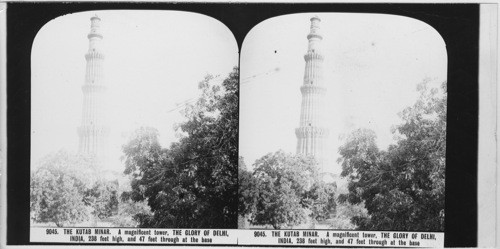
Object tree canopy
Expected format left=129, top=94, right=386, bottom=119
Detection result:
left=338, top=80, right=446, bottom=231
left=239, top=151, right=337, bottom=229
left=30, top=151, right=118, bottom=226
left=122, top=67, right=239, bottom=228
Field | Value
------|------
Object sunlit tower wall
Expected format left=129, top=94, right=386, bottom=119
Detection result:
left=77, top=15, right=110, bottom=167
left=295, top=16, right=329, bottom=170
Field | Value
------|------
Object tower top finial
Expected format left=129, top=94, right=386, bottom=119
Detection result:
left=311, top=15, right=321, bottom=22
left=91, top=14, right=101, bottom=21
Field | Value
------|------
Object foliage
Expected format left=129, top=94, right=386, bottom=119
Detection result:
left=122, top=67, right=239, bottom=228
left=31, top=171, right=89, bottom=226
left=338, top=80, right=446, bottom=231
left=238, top=157, right=258, bottom=217
left=239, top=151, right=337, bottom=229
left=329, top=202, right=368, bottom=229
left=109, top=198, right=151, bottom=227
left=30, top=151, right=120, bottom=226
left=30, top=151, right=92, bottom=226
left=303, top=181, right=337, bottom=223
left=327, top=180, right=369, bottom=229
left=84, top=179, right=119, bottom=219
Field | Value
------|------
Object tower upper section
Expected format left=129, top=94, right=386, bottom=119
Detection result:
left=303, top=15, right=325, bottom=88
left=87, top=15, right=103, bottom=53
left=85, top=15, right=105, bottom=86
left=307, top=16, right=322, bottom=52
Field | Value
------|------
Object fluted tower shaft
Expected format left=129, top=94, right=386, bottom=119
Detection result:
left=295, top=16, right=329, bottom=167
left=77, top=16, right=109, bottom=166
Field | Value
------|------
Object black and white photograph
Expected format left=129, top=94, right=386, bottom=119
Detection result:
left=238, top=13, right=447, bottom=231
left=30, top=10, right=239, bottom=229
left=2, top=2, right=491, bottom=248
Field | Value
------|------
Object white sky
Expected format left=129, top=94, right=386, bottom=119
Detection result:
left=239, top=13, right=447, bottom=173
left=31, top=10, right=238, bottom=171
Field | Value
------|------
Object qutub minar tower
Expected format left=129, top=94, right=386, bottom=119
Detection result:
left=295, top=16, right=329, bottom=170
left=77, top=15, right=110, bottom=167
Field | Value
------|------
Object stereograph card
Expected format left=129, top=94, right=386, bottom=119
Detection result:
left=0, top=2, right=496, bottom=248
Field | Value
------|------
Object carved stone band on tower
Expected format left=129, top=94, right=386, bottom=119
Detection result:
left=77, top=15, right=110, bottom=167
left=295, top=16, right=329, bottom=169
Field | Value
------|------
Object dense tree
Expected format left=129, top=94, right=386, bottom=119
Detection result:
left=84, top=179, right=119, bottom=219
left=31, top=170, right=89, bottom=226
left=338, top=80, right=446, bottom=231
left=30, top=151, right=120, bottom=226
left=238, top=157, right=258, bottom=217
left=303, top=180, right=337, bottom=223
left=239, top=151, right=337, bottom=229
left=122, top=67, right=239, bottom=228
left=30, top=151, right=93, bottom=226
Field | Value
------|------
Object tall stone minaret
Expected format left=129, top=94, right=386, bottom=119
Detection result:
left=295, top=16, right=329, bottom=169
left=77, top=15, right=109, bottom=167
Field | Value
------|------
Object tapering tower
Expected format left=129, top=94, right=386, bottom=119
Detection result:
left=295, top=16, right=329, bottom=169
left=77, top=15, right=109, bottom=167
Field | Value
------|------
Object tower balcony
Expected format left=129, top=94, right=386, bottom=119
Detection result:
left=300, top=84, right=326, bottom=94
left=295, top=126, right=329, bottom=138
left=85, top=51, right=105, bottom=60
left=307, top=32, right=323, bottom=40
left=87, top=33, right=103, bottom=39
left=78, top=125, right=110, bottom=136
left=304, top=51, right=324, bottom=61
left=82, top=84, right=107, bottom=92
